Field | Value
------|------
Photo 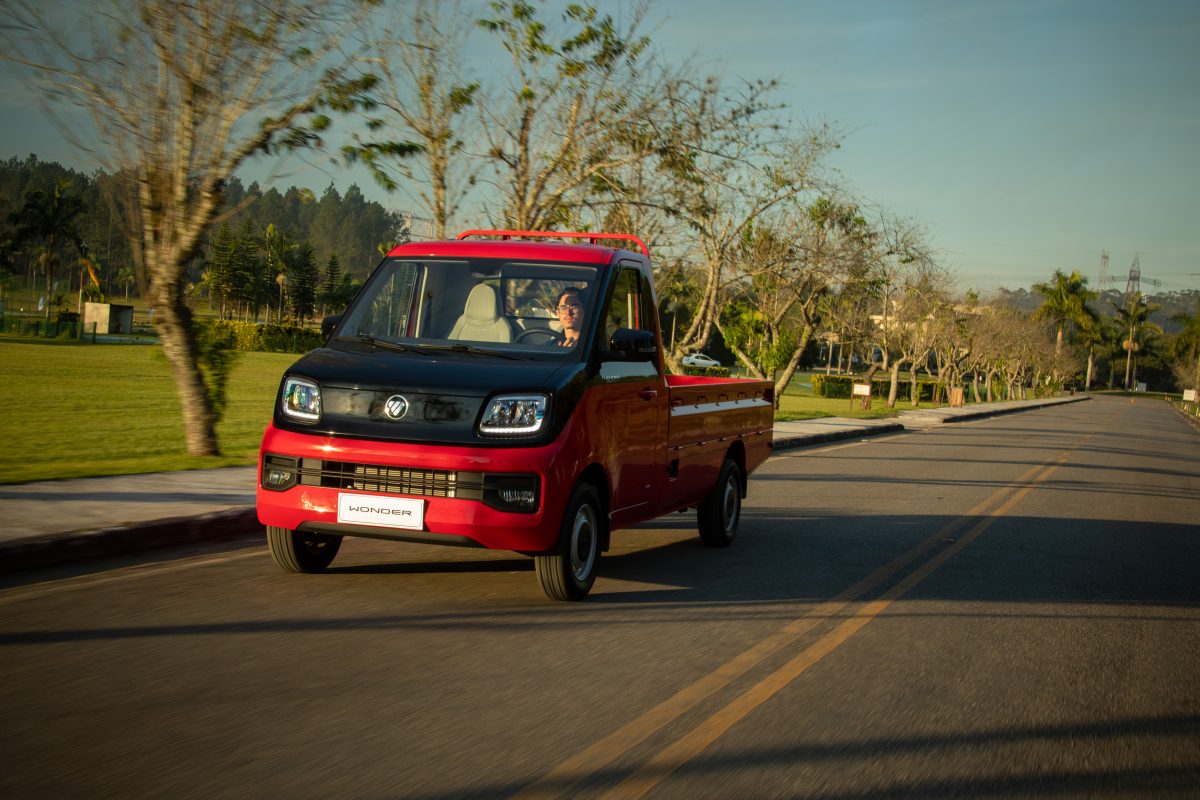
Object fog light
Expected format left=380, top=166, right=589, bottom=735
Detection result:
left=499, top=489, right=537, bottom=509
left=262, top=455, right=299, bottom=491
left=266, top=468, right=294, bottom=488
left=482, top=473, right=540, bottom=513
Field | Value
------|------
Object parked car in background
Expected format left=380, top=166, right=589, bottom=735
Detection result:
left=682, top=352, right=721, bottom=368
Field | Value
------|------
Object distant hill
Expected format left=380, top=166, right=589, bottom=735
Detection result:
left=990, top=285, right=1199, bottom=335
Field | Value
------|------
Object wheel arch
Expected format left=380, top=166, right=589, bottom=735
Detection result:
left=575, top=462, right=612, bottom=551
left=724, top=440, right=748, bottom=497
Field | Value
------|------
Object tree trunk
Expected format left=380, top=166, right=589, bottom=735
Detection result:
left=773, top=327, right=814, bottom=409
left=1085, top=347, right=1094, bottom=390
left=150, top=281, right=219, bottom=457
left=886, top=359, right=906, bottom=408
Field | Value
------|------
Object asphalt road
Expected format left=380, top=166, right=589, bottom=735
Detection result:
left=2, top=395, right=1198, bottom=799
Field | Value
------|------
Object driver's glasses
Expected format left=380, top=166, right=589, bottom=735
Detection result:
left=556, top=304, right=582, bottom=315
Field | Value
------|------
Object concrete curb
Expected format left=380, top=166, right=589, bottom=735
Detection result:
left=772, top=422, right=905, bottom=452
left=928, top=394, right=1089, bottom=424
left=0, top=508, right=261, bottom=575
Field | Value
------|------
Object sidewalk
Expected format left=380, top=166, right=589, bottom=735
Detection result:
left=0, top=396, right=1087, bottom=573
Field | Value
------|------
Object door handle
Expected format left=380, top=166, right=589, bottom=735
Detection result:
left=639, top=388, right=659, bottom=401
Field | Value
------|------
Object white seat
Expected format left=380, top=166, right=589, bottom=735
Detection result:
left=447, top=284, right=513, bottom=343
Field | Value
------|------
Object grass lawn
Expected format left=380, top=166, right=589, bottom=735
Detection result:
left=0, top=339, right=297, bottom=484
left=774, top=371, right=932, bottom=421
left=0, top=343, right=943, bottom=484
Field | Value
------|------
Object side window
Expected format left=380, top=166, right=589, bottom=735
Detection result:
left=604, top=268, right=642, bottom=345
left=358, top=261, right=421, bottom=338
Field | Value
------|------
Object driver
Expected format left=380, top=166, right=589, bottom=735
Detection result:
left=555, top=287, right=585, bottom=347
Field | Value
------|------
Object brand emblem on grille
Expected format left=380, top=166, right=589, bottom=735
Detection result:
left=383, top=395, right=410, bottom=420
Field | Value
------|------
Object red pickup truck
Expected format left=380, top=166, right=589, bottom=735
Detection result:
left=257, top=230, right=774, bottom=599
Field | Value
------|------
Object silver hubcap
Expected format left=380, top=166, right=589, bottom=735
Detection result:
left=721, top=475, right=739, bottom=533
left=569, top=503, right=598, bottom=582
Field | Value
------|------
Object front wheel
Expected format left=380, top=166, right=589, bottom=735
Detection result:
left=266, top=526, right=342, bottom=573
left=535, top=484, right=602, bottom=601
left=698, top=459, right=742, bottom=547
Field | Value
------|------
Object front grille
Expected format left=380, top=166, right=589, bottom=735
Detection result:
left=262, top=453, right=538, bottom=512
left=299, top=459, right=482, bottom=500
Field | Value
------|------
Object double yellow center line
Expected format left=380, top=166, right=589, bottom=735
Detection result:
left=515, top=445, right=1080, bottom=799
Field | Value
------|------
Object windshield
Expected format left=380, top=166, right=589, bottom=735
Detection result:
left=336, top=258, right=598, bottom=357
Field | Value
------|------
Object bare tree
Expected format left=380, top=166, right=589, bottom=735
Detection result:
left=860, top=213, right=940, bottom=406
left=347, top=0, right=481, bottom=239
left=648, top=76, right=837, bottom=370
left=3, top=0, right=374, bottom=455
left=476, top=0, right=662, bottom=231
left=718, top=196, right=869, bottom=402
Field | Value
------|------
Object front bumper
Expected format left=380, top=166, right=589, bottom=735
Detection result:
left=255, top=424, right=569, bottom=552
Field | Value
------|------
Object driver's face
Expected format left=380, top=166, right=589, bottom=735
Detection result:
left=556, top=296, right=584, bottom=332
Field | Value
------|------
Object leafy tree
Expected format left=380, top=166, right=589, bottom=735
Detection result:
left=263, top=224, right=297, bottom=323
left=202, top=224, right=237, bottom=317
left=288, top=241, right=320, bottom=320
left=228, top=221, right=265, bottom=322
left=477, top=0, right=659, bottom=230
left=347, top=0, right=480, bottom=238
left=320, top=254, right=343, bottom=315
left=1031, top=269, right=1097, bottom=355
left=1114, top=292, right=1163, bottom=389
left=115, top=265, right=138, bottom=301
left=1167, top=300, right=1200, bottom=392
left=7, top=180, right=85, bottom=321
left=648, top=76, right=838, bottom=370
left=3, top=0, right=376, bottom=455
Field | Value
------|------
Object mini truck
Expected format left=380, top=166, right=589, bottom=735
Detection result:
left=257, top=230, right=774, bottom=600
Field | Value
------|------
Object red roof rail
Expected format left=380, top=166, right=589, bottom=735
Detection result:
left=455, top=229, right=650, bottom=259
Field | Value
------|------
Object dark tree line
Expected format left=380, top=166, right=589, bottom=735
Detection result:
left=1, top=155, right=406, bottom=319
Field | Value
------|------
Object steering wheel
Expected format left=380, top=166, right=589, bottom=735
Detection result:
left=515, top=328, right=564, bottom=345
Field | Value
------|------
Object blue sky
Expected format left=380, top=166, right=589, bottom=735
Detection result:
left=2, top=0, right=1197, bottom=294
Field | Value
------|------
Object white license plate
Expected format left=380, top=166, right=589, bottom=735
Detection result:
left=337, top=493, right=425, bottom=530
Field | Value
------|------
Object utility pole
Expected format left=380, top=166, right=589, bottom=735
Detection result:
left=1098, top=250, right=1110, bottom=291
left=1124, top=255, right=1141, bottom=299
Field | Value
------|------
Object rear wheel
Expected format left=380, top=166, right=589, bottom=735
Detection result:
left=266, top=526, right=342, bottom=573
left=698, top=459, right=742, bottom=547
left=535, top=484, right=602, bottom=601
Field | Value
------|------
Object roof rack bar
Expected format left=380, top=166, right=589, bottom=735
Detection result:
left=455, top=229, right=650, bottom=259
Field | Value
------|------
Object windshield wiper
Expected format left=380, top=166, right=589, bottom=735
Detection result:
left=344, top=335, right=436, bottom=356
left=426, top=343, right=526, bottom=361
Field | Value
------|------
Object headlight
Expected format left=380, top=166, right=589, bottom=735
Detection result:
left=282, top=377, right=321, bottom=422
left=479, top=394, right=549, bottom=436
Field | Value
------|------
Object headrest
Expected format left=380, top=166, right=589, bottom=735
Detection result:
left=465, top=284, right=499, bottom=321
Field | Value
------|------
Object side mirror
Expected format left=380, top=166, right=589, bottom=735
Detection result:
left=321, top=314, right=342, bottom=341
left=607, top=328, right=657, bottom=361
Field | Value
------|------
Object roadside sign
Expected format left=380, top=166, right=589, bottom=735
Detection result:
left=851, top=382, right=871, bottom=410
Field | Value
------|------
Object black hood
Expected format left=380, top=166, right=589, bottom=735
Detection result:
left=273, top=346, right=589, bottom=446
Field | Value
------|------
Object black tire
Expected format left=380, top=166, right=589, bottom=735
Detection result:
left=535, top=483, right=602, bottom=601
left=266, top=526, right=343, bottom=573
left=698, top=459, right=742, bottom=547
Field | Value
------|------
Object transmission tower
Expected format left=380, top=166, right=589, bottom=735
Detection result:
left=1097, top=250, right=1110, bottom=291
left=1124, top=255, right=1141, bottom=298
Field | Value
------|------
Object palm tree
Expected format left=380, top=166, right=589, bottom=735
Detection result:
left=1169, top=299, right=1200, bottom=392
left=8, top=180, right=86, bottom=322
left=115, top=265, right=138, bottom=301
left=1031, top=269, right=1097, bottom=355
left=1114, top=292, right=1162, bottom=389
left=263, top=224, right=295, bottom=323
left=1075, top=314, right=1117, bottom=390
